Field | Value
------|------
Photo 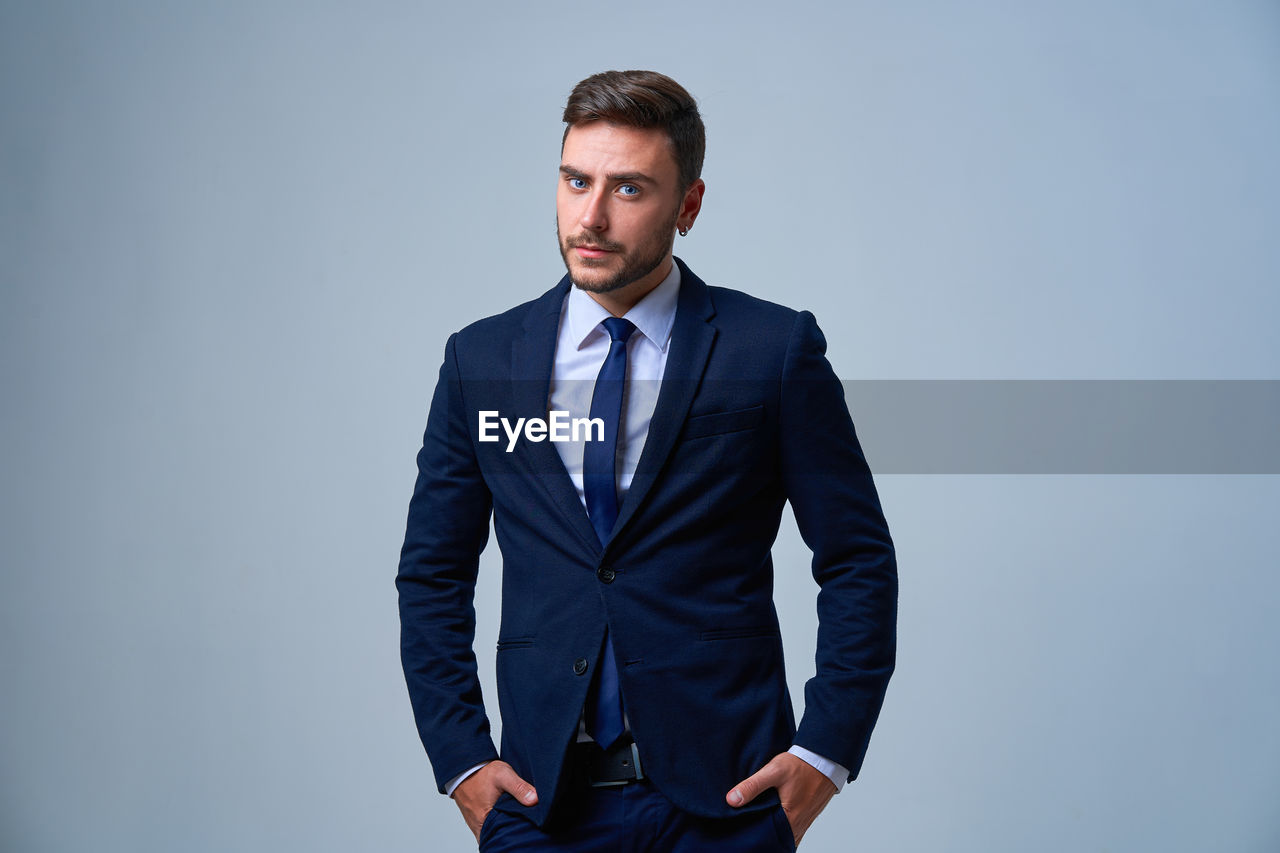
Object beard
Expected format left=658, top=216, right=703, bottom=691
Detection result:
left=557, top=207, right=679, bottom=294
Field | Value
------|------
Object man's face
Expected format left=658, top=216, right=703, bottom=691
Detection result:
left=557, top=122, right=685, bottom=296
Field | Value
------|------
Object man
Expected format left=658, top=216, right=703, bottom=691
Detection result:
left=398, top=70, right=896, bottom=851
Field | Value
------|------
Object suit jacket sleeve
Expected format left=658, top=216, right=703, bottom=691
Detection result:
left=780, top=311, right=898, bottom=782
left=397, top=332, right=500, bottom=793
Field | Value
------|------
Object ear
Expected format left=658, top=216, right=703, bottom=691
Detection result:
left=677, top=179, right=706, bottom=233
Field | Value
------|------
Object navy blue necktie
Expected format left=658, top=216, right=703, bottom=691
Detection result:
left=583, top=316, right=635, bottom=749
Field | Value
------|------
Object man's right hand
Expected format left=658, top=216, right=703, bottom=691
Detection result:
left=452, top=760, right=539, bottom=841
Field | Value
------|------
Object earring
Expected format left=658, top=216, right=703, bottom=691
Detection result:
left=678, top=226, right=689, bottom=236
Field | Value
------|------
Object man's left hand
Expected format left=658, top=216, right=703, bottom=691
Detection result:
left=725, top=751, right=837, bottom=847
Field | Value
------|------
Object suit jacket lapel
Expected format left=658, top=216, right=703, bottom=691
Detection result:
left=610, top=257, right=717, bottom=544
left=510, top=276, right=603, bottom=557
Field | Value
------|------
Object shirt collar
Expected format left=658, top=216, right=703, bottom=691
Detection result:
left=565, top=260, right=681, bottom=352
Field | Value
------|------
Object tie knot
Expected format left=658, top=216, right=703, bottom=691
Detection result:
left=601, top=317, right=636, bottom=344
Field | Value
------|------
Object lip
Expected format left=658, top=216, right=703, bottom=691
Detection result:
left=575, top=247, right=613, bottom=259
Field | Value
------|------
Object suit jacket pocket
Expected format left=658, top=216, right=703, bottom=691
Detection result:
left=681, top=404, right=765, bottom=441
left=699, top=625, right=778, bottom=641
left=496, top=637, right=535, bottom=650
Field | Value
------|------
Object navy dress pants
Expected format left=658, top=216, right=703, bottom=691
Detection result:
left=477, top=780, right=796, bottom=852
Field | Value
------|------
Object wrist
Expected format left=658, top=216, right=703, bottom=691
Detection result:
left=445, top=761, right=491, bottom=797
left=787, top=745, right=847, bottom=793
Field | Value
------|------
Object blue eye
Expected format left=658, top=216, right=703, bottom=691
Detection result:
left=618, top=184, right=639, bottom=196
left=568, top=177, right=587, bottom=190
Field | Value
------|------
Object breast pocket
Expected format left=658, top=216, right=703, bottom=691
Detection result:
left=680, top=404, right=765, bottom=441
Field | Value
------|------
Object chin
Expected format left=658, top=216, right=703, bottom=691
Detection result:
left=571, top=276, right=625, bottom=295
left=567, top=260, right=623, bottom=293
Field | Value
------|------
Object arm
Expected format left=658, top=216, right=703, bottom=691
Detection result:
left=778, top=309, right=897, bottom=776
left=728, top=310, right=897, bottom=843
left=398, top=334, right=540, bottom=839
left=396, top=332, right=501, bottom=792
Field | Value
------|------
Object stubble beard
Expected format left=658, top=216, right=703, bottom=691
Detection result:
left=557, top=208, right=680, bottom=295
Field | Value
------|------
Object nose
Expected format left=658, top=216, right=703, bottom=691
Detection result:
left=579, top=188, right=608, bottom=233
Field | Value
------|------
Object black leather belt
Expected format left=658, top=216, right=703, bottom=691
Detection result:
left=576, top=737, right=645, bottom=787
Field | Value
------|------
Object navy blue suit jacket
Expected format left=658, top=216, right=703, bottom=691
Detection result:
left=397, top=258, right=896, bottom=825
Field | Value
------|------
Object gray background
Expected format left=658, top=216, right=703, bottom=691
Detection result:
left=2, top=1, right=1278, bottom=851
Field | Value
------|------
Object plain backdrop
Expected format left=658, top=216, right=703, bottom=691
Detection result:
left=2, top=2, right=1278, bottom=851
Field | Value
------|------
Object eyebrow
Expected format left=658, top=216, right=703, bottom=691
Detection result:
left=559, top=164, right=659, bottom=186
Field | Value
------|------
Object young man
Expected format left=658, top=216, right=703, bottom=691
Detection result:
left=398, top=70, right=897, bottom=851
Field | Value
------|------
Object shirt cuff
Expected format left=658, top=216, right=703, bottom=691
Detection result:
left=788, top=745, right=848, bottom=793
left=444, top=761, right=491, bottom=797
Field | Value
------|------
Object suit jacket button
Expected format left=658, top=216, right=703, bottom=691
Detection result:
left=573, top=658, right=589, bottom=676
left=597, top=566, right=616, bottom=584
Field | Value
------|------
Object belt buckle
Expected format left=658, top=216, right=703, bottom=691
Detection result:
left=588, top=741, right=644, bottom=788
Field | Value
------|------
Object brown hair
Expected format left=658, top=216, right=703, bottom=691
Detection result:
left=562, top=70, right=705, bottom=192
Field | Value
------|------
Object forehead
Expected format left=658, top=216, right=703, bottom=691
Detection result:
left=561, top=122, right=678, bottom=179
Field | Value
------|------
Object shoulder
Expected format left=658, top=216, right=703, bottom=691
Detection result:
left=677, top=273, right=824, bottom=380
left=707, top=284, right=802, bottom=329
left=448, top=278, right=568, bottom=353
left=679, top=258, right=807, bottom=333
left=702, top=282, right=822, bottom=359
left=453, top=296, right=547, bottom=344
